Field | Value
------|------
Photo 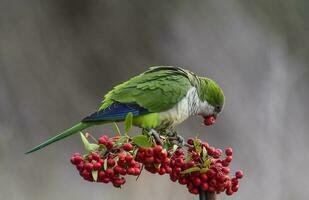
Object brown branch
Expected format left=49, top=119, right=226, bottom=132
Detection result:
left=199, top=190, right=217, bottom=200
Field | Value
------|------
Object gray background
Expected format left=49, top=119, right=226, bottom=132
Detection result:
left=1, top=0, right=309, bottom=199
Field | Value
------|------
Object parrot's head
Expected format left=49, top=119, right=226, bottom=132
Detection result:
left=197, top=77, right=225, bottom=126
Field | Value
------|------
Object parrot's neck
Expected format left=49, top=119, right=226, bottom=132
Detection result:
left=158, top=87, right=214, bottom=129
left=186, top=87, right=214, bottom=116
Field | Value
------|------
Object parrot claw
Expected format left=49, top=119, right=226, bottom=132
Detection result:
left=176, top=135, right=185, bottom=146
left=166, top=130, right=185, bottom=146
left=146, top=129, right=163, bottom=146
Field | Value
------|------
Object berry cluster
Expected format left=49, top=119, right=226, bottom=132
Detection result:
left=71, top=135, right=141, bottom=187
left=135, top=145, right=172, bottom=175
left=70, top=133, right=243, bottom=197
left=168, top=138, right=243, bottom=195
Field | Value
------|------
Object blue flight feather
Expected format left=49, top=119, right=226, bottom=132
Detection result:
left=82, top=102, right=150, bottom=122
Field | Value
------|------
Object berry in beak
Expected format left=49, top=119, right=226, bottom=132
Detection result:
left=203, top=115, right=216, bottom=126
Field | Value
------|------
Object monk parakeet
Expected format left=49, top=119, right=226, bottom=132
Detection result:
left=26, top=66, right=225, bottom=154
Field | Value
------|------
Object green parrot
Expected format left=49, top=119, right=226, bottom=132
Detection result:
left=26, top=66, right=225, bottom=154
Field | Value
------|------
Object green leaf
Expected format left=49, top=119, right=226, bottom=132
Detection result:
left=193, top=138, right=202, bottom=154
left=184, top=154, right=191, bottom=163
left=163, top=140, right=173, bottom=150
left=202, top=147, right=208, bottom=161
left=132, top=148, right=138, bottom=159
left=132, top=135, right=152, bottom=148
left=203, top=159, right=211, bottom=168
left=103, top=159, right=108, bottom=170
left=80, top=132, right=99, bottom=153
left=180, top=167, right=201, bottom=175
left=115, top=136, right=128, bottom=145
left=112, top=122, right=121, bottom=135
left=124, top=112, right=133, bottom=133
left=153, top=163, right=161, bottom=168
left=88, top=143, right=100, bottom=152
left=92, top=170, right=98, bottom=182
left=200, top=167, right=209, bottom=173
left=172, top=144, right=178, bottom=153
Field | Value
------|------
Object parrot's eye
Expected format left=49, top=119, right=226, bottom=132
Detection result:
left=215, top=105, right=221, bottom=112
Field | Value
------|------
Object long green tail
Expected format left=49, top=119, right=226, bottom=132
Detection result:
left=25, top=122, right=93, bottom=154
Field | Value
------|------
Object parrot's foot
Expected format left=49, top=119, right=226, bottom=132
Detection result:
left=145, top=129, right=163, bottom=146
left=176, top=135, right=185, bottom=146
left=166, top=130, right=185, bottom=146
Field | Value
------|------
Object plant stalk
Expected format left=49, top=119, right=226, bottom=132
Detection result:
left=199, top=190, right=216, bottom=200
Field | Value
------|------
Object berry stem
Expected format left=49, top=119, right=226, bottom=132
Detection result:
left=199, top=190, right=216, bottom=200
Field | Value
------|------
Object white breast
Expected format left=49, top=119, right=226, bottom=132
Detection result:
left=158, top=87, right=214, bottom=129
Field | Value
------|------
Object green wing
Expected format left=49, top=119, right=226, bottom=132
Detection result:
left=100, top=66, right=194, bottom=112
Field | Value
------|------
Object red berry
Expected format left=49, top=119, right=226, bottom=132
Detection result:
left=102, top=177, right=110, bottom=183
left=73, top=152, right=81, bottom=157
left=145, top=148, right=153, bottom=157
left=193, top=177, right=201, bottom=186
left=208, top=186, right=216, bottom=192
left=175, top=149, right=184, bottom=156
left=225, top=147, right=233, bottom=156
left=186, top=160, right=195, bottom=168
left=98, top=159, right=104, bottom=164
left=119, top=168, right=127, bottom=175
left=76, top=163, right=84, bottom=171
left=204, top=115, right=216, bottom=126
left=226, top=188, right=234, bottom=195
left=123, top=143, right=133, bottom=151
left=81, top=169, right=90, bottom=178
left=206, top=169, right=216, bottom=178
left=212, top=150, right=221, bottom=158
left=145, top=156, right=154, bottom=163
left=74, top=156, right=83, bottom=164
left=201, top=182, right=209, bottom=191
left=153, top=145, right=163, bottom=154
left=174, top=167, right=182, bottom=174
left=87, top=155, right=93, bottom=162
left=187, top=138, right=194, bottom=145
left=98, top=170, right=105, bottom=178
left=93, top=162, right=102, bottom=170
left=200, top=174, right=208, bottom=182
left=209, top=178, right=217, bottom=186
left=84, top=163, right=94, bottom=171
left=158, top=167, right=166, bottom=175
left=129, top=160, right=136, bottom=167
left=165, top=166, right=172, bottom=174
left=113, top=177, right=125, bottom=187
left=127, top=167, right=135, bottom=175
left=235, top=170, right=244, bottom=179
left=114, top=166, right=122, bottom=174
left=107, top=159, right=115, bottom=167
left=118, top=153, right=126, bottom=160
left=98, top=136, right=108, bottom=144
left=231, top=177, right=238, bottom=185
left=170, top=174, right=178, bottom=182
left=124, top=153, right=132, bottom=161
left=105, top=168, right=114, bottom=177
left=189, top=187, right=199, bottom=194
left=225, top=156, right=233, bottom=163
left=232, top=184, right=239, bottom=192
left=134, top=168, right=141, bottom=175
left=106, top=141, right=114, bottom=149
left=202, top=142, right=209, bottom=149
left=222, top=167, right=230, bottom=174
left=225, top=180, right=232, bottom=188
left=222, top=160, right=229, bottom=167
left=159, top=151, right=168, bottom=159
left=91, top=152, right=100, bottom=161
left=218, top=174, right=228, bottom=183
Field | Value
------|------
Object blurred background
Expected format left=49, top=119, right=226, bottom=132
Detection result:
left=1, top=0, right=309, bottom=199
